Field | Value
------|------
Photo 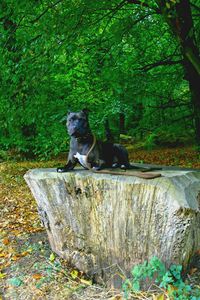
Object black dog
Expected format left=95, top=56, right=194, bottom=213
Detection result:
left=57, top=109, right=131, bottom=172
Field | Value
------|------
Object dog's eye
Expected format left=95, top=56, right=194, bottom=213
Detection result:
left=75, top=117, right=84, bottom=122
left=68, top=116, right=85, bottom=122
left=68, top=117, right=75, bottom=122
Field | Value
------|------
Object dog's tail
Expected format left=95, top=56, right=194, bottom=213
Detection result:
left=104, top=119, right=114, bottom=142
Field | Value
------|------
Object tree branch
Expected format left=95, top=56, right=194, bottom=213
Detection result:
left=191, top=3, right=200, bottom=13
left=169, top=114, right=193, bottom=124
left=30, top=0, right=63, bottom=24
left=92, top=0, right=127, bottom=25
left=136, top=59, right=183, bottom=72
left=126, top=0, right=161, bottom=13
left=146, top=90, right=190, bottom=100
left=147, top=102, right=191, bottom=109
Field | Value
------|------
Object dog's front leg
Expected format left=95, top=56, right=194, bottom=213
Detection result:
left=91, top=159, right=105, bottom=171
left=57, top=152, right=77, bottom=173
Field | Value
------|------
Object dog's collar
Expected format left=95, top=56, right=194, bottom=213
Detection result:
left=75, top=133, right=93, bottom=143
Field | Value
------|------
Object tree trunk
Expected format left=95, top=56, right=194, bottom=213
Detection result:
left=186, top=63, right=200, bottom=147
left=159, top=0, right=200, bottom=146
left=128, top=0, right=200, bottom=146
left=119, top=112, right=125, bottom=134
left=174, top=0, right=200, bottom=147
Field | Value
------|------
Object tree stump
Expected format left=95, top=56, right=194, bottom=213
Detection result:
left=24, top=167, right=200, bottom=284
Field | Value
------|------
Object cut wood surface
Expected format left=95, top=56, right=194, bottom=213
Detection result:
left=24, top=166, right=200, bottom=284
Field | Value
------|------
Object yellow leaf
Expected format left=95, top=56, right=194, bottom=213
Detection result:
left=21, top=251, right=29, bottom=257
left=49, top=252, right=55, bottom=262
left=153, top=293, right=165, bottom=300
left=32, top=273, right=43, bottom=280
left=166, top=2, right=170, bottom=9
left=71, top=270, right=78, bottom=279
left=0, top=272, right=6, bottom=279
left=11, top=255, right=20, bottom=261
left=80, top=278, right=92, bottom=286
left=0, top=252, right=8, bottom=258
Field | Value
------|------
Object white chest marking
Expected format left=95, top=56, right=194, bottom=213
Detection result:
left=74, top=152, right=88, bottom=168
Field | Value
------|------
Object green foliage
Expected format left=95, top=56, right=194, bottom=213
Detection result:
left=0, top=149, right=11, bottom=161
left=142, top=126, right=194, bottom=150
left=0, top=0, right=199, bottom=159
left=143, top=133, right=157, bottom=150
left=122, top=257, right=200, bottom=300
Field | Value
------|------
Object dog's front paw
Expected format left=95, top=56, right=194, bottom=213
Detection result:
left=120, top=164, right=127, bottom=170
left=112, top=163, right=119, bottom=168
left=57, top=167, right=69, bottom=173
left=92, top=166, right=102, bottom=171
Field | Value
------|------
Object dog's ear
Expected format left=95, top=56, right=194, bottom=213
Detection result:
left=81, top=108, right=90, bottom=116
left=66, top=106, right=72, bottom=115
left=67, top=110, right=72, bottom=117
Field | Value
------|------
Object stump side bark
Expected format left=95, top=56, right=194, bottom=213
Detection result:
left=24, top=168, right=200, bottom=282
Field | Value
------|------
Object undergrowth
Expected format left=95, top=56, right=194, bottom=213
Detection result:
left=122, top=257, right=200, bottom=299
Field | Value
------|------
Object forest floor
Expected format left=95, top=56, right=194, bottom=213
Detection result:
left=1, top=146, right=200, bottom=300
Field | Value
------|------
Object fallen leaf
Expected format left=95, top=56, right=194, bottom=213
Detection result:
left=168, top=284, right=178, bottom=292
left=189, top=267, right=197, bottom=275
left=0, top=272, right=6, bottom=279
left=32, top=273, right=43, bottom=280
left=2, top=238, right=10, bottom=245
left=0, top=252, right=8, bottom=258
left=11, top=255, right=20, bottom=261
left=80, top=278, right=92, bottom=286
left=49, top=252, right=55, bottom=262
left=21, top=251, right=29, bottom=257
left=71, top=269, right=78, bottom=279
left=2, top=261, right=11, bottom=268
left=153, top=294, right=165, bottom=300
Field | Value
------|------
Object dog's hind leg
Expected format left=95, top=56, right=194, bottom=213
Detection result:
left=112, top=144, right=130, bottom=170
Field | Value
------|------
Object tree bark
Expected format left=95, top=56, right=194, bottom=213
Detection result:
left=119, top=112, right=126, bottom=134
left=24, top=167, right=200, bottom=285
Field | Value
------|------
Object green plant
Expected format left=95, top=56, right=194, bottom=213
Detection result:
left=122, top=257, right=200, bottom=300
left=143, top=133, right=157, bottom=150
left=0, top=149, right=11, bottom=161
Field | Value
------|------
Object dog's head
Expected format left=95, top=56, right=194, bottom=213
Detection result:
left=66, top=109, right=91, bottom=138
